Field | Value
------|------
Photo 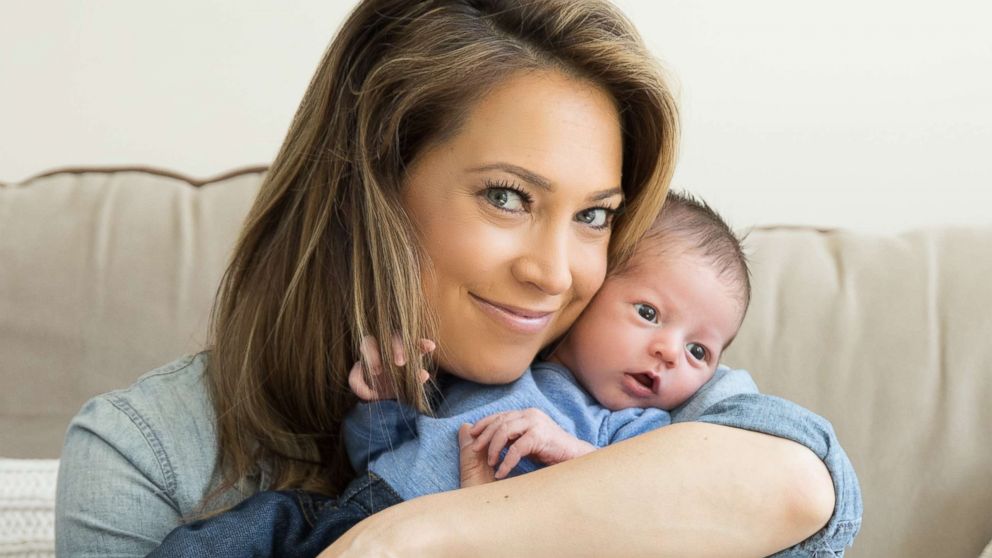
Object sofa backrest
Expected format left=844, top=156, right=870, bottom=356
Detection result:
left=2, top=168, right=990, bottom=557
left=724, top=224, right=992, bottom=558
left=0, top=168, right=263, bottom=457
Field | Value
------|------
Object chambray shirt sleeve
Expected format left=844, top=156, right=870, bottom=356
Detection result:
left=672, top=367, right=863, bottom=557
left=55, top=395, right=183, bottom=557
left=601, top=407, right=673, bottom=446
left=343, top=400, right=420, bottom=472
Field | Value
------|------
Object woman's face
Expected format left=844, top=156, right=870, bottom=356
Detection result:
left=402, top=70, right=624, bottom=384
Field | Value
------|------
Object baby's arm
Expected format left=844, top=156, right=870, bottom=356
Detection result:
left=468, top=409, right=596, bottom=479
left=343, top=336, right=434, bottom=470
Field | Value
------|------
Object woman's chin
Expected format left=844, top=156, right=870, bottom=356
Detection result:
left=440, top=352, right=532, bottom=385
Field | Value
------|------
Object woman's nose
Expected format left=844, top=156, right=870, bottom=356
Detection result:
left=511, top=228, right=572, bottom=296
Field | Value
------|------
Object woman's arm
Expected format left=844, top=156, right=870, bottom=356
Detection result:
left=321, top=421, right=834, bottom=558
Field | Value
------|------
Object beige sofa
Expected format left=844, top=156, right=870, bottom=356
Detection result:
left=1, top=168, right=990, bottom=557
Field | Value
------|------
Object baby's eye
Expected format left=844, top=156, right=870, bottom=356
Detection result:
left=634, top=303, right=657, bottom=323
left=483, top=186, right=529, bottom=211
left=687, top=343, right=707, bottom=362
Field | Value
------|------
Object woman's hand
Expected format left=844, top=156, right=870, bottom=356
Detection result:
left=347, top=335, right=434, bottom=401
left=469, top=409, right=596, bottom=478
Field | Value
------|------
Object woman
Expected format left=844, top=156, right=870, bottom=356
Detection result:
left=55, top=1, right=860, bottom=556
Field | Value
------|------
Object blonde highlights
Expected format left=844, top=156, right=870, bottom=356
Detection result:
left=204, top=0, right=679, bottom=505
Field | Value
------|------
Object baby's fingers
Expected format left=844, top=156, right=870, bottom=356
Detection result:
left=470, top=412, right=520, bottom=451
left=390, top=335, right=438, bottom=367
left=485, top=417, right=530, bottom=466
left=495, top=432, right=537, bottom=479
left=390, top=334, right=406, bottom=366
left=469, top=414, right=501, bottom=438
left=419, top=339, right=437, bottom=354
left=360, top=335, right=384, bottom=375
left=347, top=361, right=377, bottom=401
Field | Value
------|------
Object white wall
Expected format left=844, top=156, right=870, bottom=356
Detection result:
left=3, top=1, right=990, bottom=232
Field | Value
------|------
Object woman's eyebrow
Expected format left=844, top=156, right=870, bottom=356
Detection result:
left=468, top=162, right=623, bottom=201
left=590, top=187, right=623, bottom=202
left=469, top=163, right=552, bottom=190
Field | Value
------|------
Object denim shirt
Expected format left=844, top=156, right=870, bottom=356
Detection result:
left=55, top=352, right=861, bottom=557
left=54, top=353, right=266, bottom=557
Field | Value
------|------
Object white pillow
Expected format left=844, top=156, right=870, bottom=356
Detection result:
left=0, top=459, right=57, bottom=557
left=981, top=538, right=992, bottom=558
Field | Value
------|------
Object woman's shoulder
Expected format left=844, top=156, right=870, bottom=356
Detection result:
left=100, top=352, right=215, bottom=441
left=65, top=352, right=228, bottom=513
left=57, top=352, right=268, bottom=554
left=107, top=352, right=212, bottom=418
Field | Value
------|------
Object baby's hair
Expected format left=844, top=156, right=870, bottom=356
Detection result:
left=623, top=190, right=751, bottom=317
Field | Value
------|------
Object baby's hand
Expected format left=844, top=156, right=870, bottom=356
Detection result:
left=347, top=334, right=435, bottom=401
left=468, top=408, right=596, bottom=479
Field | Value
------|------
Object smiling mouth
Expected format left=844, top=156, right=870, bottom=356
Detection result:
left=469, top=293, right=556, bottom=335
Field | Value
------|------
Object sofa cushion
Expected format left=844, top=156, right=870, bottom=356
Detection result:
left=0, top=168, right=263, bottom=458
left=725, top=225, right=992, bottom=558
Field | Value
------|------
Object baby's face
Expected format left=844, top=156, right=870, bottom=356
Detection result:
left=550, top=247, right=743, bottom=411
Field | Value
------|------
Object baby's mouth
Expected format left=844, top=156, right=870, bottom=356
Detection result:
left=630, top=372, right=657, bottom=394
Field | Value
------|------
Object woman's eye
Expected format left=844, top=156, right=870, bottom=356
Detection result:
left=634, top=303, right=657, bottom=323
left=484, top=187, right=526, bottom=211
left=687, top=343, right=707, bottom=362
left=575, top=207, right=613, bottom=229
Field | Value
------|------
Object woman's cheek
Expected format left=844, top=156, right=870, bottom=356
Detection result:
left=572, top=236, right=611, bottom=307
left=543, top=237, right=608, bottom=343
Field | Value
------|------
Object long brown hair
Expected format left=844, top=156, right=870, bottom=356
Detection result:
left=205, top=0, right=679, bottom=503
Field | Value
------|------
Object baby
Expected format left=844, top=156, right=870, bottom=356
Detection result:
left=464, top=188, right=751, bottom=478
left=149, top=190, right=753, bottom=557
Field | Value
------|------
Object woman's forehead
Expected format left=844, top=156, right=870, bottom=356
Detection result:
left=432, top=70, right=623, bottom=192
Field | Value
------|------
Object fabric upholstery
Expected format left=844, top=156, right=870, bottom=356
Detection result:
left=0, top=169, right=261, bottom=457
left=725, top=225, right=992, bottom=558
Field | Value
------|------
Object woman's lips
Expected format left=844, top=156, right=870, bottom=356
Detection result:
left=470, top=293, right=555, bottom=335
